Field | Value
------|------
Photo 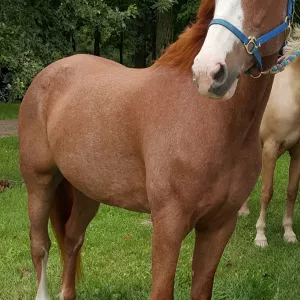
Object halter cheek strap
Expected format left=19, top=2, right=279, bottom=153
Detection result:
left=209, top=0, right=295, bottom=71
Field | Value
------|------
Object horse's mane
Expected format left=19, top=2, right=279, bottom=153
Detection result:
left=284, top=25, right=300, bottom=56
left=154, top=0, right=215, bottom=73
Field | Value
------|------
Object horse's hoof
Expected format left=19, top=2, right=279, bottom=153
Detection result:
left=238, top=209, right=250, bottom=217
left=255, top=239, right=268, bottom=248
left=141, top=219, right=152, bottom=226
left=284, top=233, right=297, bottom=243
left=36, top=296, right=51, bottom=300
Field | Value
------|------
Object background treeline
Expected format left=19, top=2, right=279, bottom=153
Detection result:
left=0, top=0, right=299, bottom=102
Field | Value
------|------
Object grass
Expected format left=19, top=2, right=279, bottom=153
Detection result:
left=0, top=136, right=299, bottom=300
left=0, top=103, right=20, bottom=119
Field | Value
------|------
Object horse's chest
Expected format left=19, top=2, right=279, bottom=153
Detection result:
left=226, top=148, right=262, bottom=206
left=200, top=146, right=261, bottom=212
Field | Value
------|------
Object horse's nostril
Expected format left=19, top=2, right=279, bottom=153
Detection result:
left=213, top=64, right=225, bottom=81
left=210, top=64, right=228, bottom=87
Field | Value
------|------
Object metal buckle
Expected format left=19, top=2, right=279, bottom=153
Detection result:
left=244, top=36, right=259, bottom=55
left=250, top=72, right=262, bottom=79
left=249, top=69, right=271, bottom=79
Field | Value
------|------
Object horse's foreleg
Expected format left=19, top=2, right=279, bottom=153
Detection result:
left=59, top=190, right=99, bottom=300
left=255, top=144, right=278, bottom=248
left=150, top=207, right=191, bottom=300
left=190, top=216, right=237, bottom=300
left=283, top=143, right=300, bottom=243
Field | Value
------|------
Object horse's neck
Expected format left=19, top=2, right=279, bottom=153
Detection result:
left=236, top=54, right=288, bottom=142
left=234, top=75, right=275, bottom=143
left=148, top=64, right=274, bottom=145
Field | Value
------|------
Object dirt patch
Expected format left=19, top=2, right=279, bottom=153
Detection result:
left=0, top=179, right=12, bottom=192
left=0, top=119, right=18, bottom=137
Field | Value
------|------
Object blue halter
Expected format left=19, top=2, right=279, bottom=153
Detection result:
left=209, top=0, right=295, bottom=71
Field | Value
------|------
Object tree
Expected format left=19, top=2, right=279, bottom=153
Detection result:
left=155, top=1, right=176, bottom=58
left=295, top=2, right=300, bottom=24
left=0, top=0, right=137, bottom=101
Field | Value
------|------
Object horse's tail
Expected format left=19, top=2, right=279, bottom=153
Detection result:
left=50, top=178, right=82, bottom=281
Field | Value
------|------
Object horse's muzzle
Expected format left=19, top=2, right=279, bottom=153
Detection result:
left=192, top=62, right=239, bottom=100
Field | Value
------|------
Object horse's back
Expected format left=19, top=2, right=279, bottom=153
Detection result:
left=20, top=53, right=140, bottom=140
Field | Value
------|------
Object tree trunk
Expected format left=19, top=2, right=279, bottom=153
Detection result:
left=94, top=26, right=101, bottom=56
left=134, top=44, right=146, bottom=68
left=72, top=34, right=76, bottom=52
left=119, top=31, right=124, bottom=65
left=156, top=8, right=173, bottom=59
left=134, top=26, right=147, bottom=68
left=151, top=22, right=157, bottom=62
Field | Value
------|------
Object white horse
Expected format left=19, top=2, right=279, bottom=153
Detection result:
left=239, top=25, right=300, bottom=248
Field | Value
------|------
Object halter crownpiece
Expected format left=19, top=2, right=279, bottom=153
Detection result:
left=209, top=0, right=296, bottom=72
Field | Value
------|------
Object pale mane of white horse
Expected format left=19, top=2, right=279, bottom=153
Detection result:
left=284, top=24, right=300, bottom=55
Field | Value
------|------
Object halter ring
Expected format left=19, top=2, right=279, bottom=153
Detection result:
left=244, top=37, right=259, bottom=55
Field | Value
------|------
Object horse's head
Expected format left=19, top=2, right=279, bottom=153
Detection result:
left=192, top=0, right=293, bottom=100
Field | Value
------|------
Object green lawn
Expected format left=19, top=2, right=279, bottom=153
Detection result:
left=0, top=136, right=299, bottom=300
left=0, top=103, right=20, bottom=119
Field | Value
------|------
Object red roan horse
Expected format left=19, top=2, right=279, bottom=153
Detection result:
left=19, top=0, right=292, bottom=299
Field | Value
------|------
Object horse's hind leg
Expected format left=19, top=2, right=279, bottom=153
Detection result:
left=255, top=142, right=278, bottom=248
left=26, top=175, right=59, bottom=300
left=59, top=189, right=99, bottom=300
left=282, top=141, right=300, bottom=243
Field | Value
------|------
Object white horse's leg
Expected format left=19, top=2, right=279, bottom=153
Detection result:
left=255, top=144, right=278, bottom=248
left=238, top=198, right=250, bottom=216
left=283, top=145, right=300, bottom=243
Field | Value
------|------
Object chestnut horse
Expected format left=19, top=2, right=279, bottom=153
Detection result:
left=239, top=26, right=300, bottom=247
left=19, top=0, right=293, bottom=299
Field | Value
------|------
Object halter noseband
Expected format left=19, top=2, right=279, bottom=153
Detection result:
left=209, top=0, right=295, bottom=72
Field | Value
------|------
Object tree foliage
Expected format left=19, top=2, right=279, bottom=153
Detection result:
left=0, top=0, right=138, bottom=101
left=0, top=0, right=299, bottom=102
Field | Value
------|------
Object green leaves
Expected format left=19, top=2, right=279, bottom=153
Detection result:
left=2, top=0, right=297, bottom=102
left=0, top=0, right=139, bottom=101
left=152, top=0, right=178, bottom=13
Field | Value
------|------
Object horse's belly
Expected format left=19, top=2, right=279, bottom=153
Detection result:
left=283, top=130, right=300, bottom=149
left=54, top=152, right=150, bottom=213
left=70, top=172, right=149, bottom=213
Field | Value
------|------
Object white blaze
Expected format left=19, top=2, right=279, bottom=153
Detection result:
left=193, top=0, right=244, bottom=73
left=192, top=0, right=244, bottom=101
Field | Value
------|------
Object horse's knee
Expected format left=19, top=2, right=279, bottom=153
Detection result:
left=262, top=187, right=273, bottom=204
left=64, top=232, right=84, bottom=256
left=287, top=186, right=298, bottom=202
left=30, top=233, right=51, bottom=267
